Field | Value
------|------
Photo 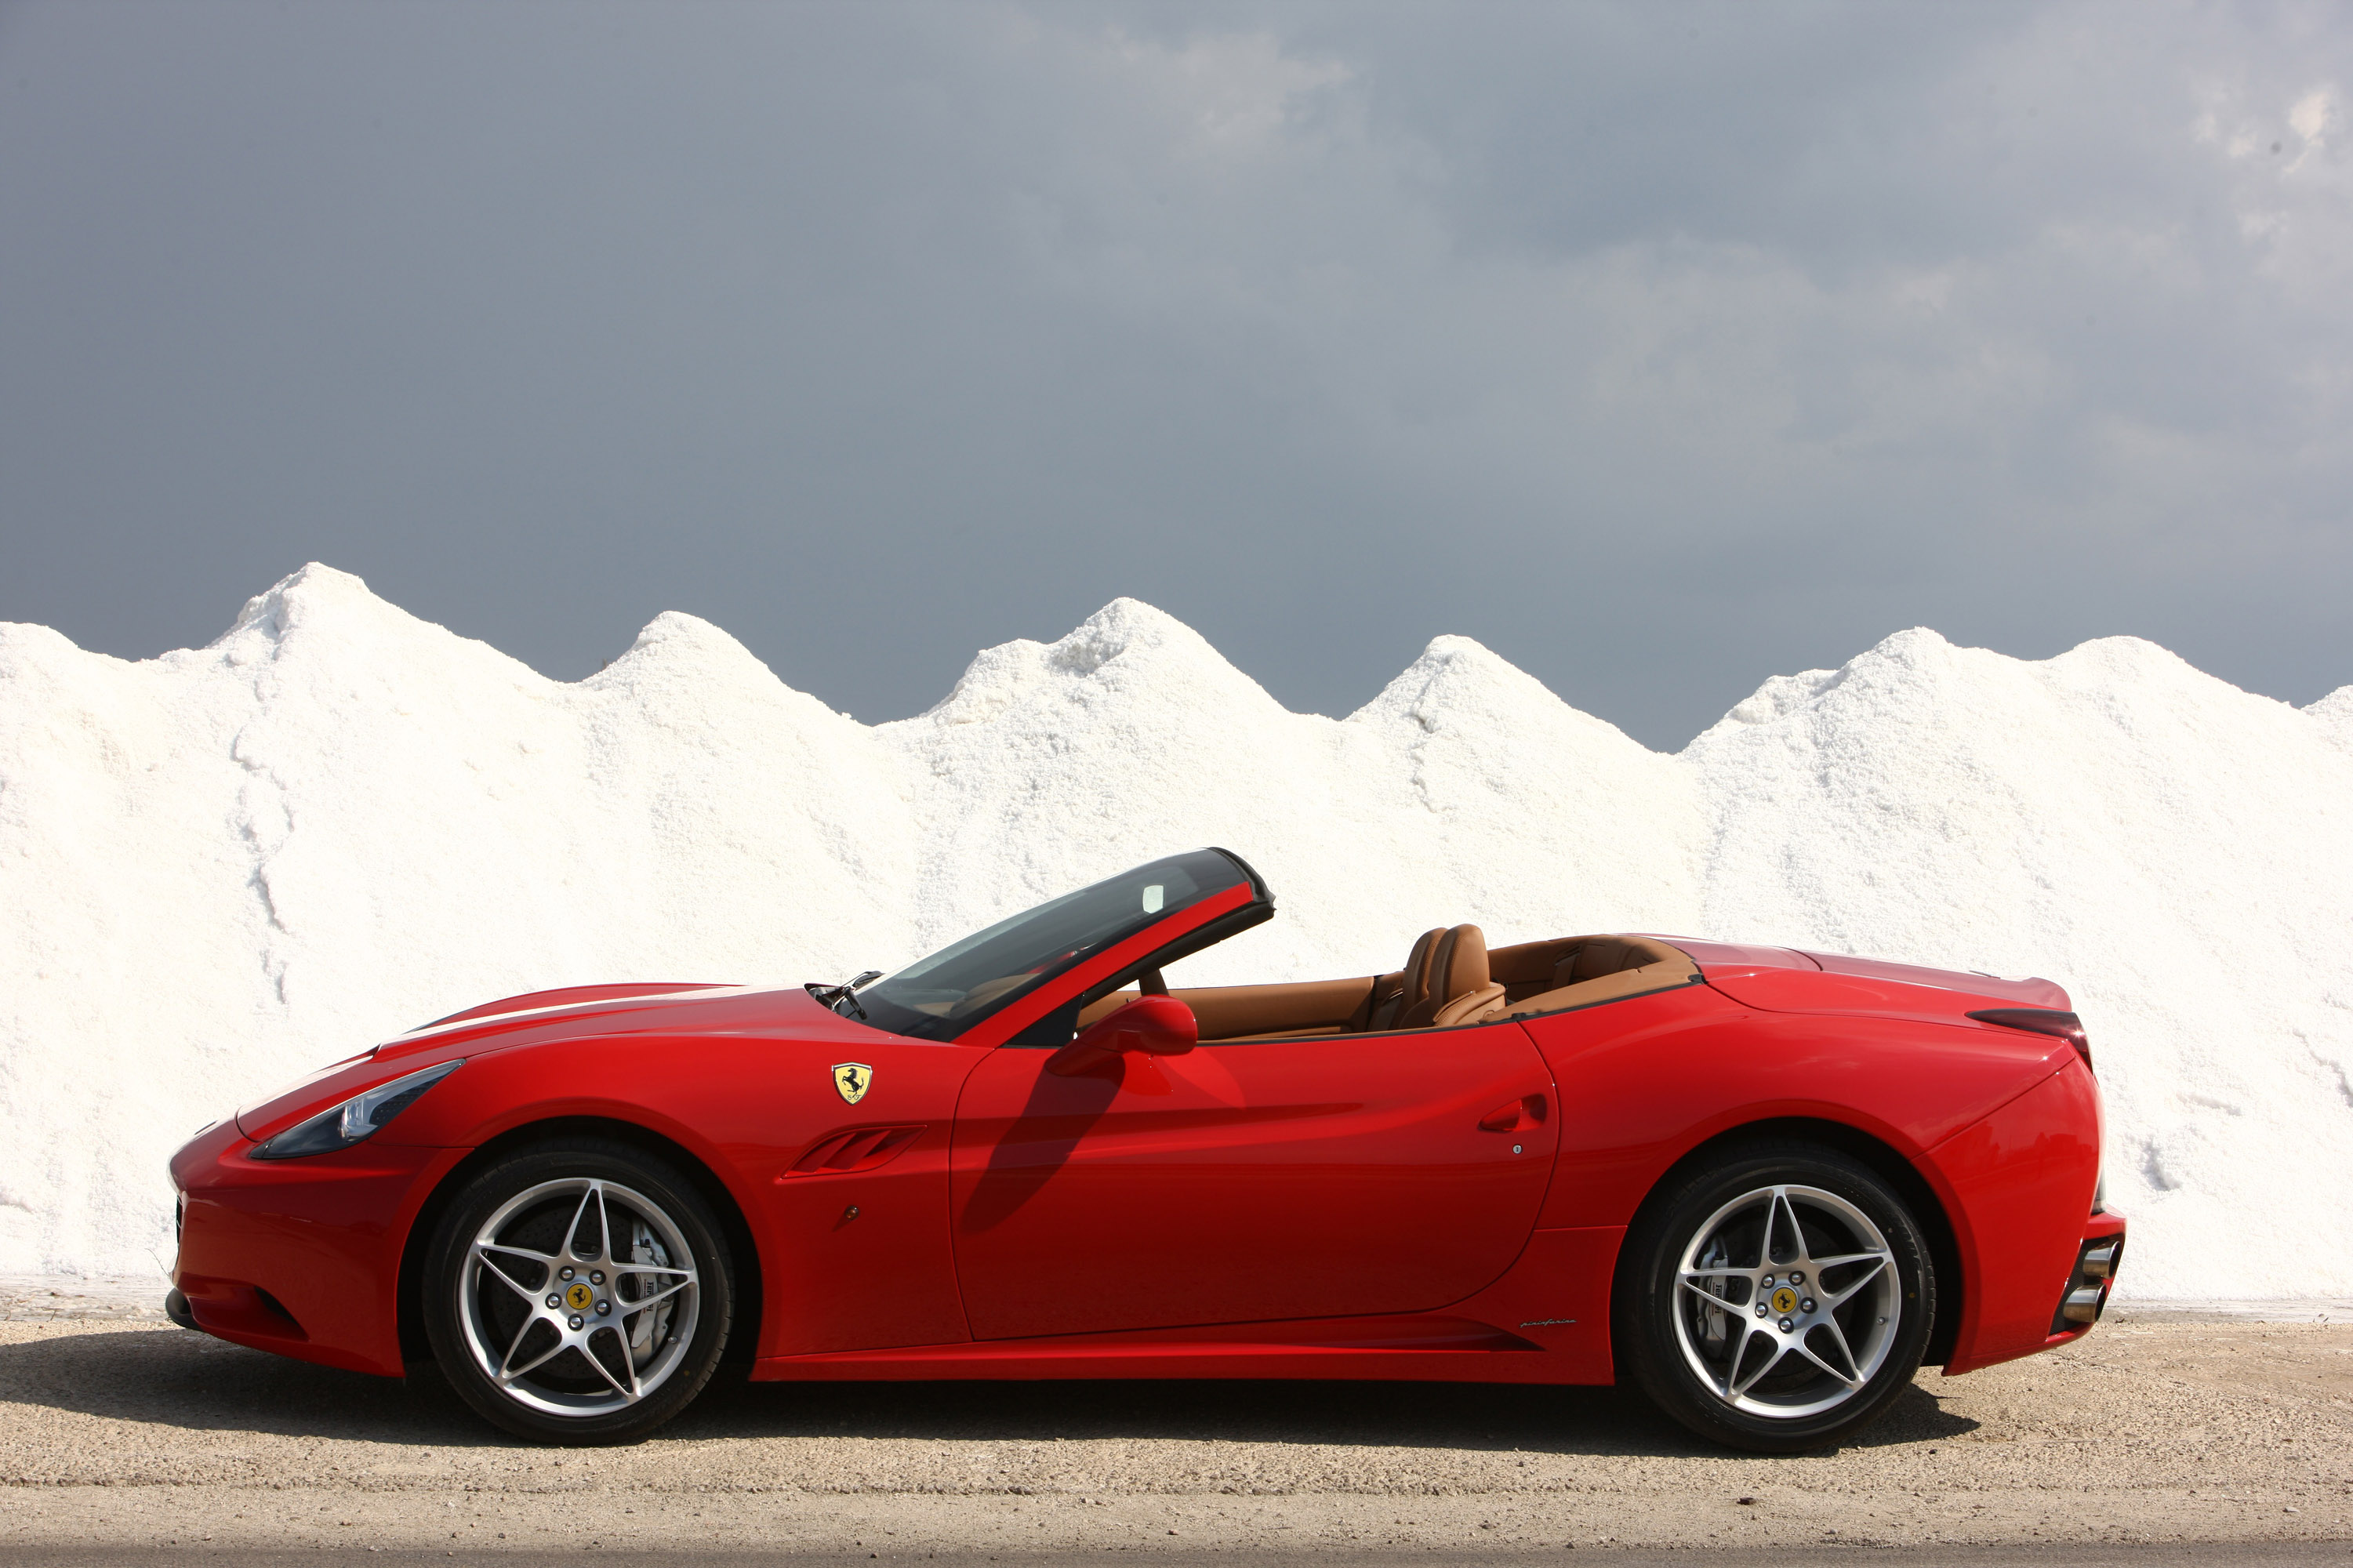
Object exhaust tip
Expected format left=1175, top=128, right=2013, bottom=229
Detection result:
left=2052, top=1233, right=2125, bottom=1334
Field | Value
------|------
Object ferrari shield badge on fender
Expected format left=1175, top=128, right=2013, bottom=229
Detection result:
left=832, top=1062, right=873, bottom=1105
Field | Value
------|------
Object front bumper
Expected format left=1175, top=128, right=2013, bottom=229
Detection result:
left=169, top=1117, right=466, bottom=1377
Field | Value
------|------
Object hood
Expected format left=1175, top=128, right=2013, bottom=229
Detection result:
left=234, top=982, right=849, bottom=1142
left=416, top=981, right=735, bottom=1031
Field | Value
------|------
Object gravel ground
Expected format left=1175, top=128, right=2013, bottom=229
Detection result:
left=0, top=1301, right=2348, bottom=1558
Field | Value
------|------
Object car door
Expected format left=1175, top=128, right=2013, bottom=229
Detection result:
left=948, top=1018, right=1560, bottom=1341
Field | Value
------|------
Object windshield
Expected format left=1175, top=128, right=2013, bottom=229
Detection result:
left=853, top=849, right=1253, bottom=1041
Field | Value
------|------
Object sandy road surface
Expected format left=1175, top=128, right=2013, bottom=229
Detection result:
left=0, top=1308, right=2348, bottom=1559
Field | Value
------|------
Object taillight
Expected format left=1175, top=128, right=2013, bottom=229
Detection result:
left=1967, top=1007, right=2092, bottom=1073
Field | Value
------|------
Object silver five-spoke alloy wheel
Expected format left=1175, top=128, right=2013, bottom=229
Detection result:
left=458, top=1177, right=701, bottom=1417
left=1672, top=1182, right=1900, bottom=1420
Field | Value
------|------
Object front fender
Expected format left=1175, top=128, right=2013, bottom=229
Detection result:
left=379, top=1029, right=982, bottom=1359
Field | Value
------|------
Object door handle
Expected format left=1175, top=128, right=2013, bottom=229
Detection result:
left=1478, top=1094, right=1548, bottom=1133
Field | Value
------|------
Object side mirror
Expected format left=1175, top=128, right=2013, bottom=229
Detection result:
left=1046, top=993, right=1197, bottom=1076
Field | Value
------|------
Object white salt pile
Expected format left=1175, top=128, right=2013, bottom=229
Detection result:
left=2, top=564, right=2347, bottom=1300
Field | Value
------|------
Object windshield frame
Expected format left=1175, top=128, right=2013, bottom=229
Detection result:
left=847, top=848, right=1272, bottom=1047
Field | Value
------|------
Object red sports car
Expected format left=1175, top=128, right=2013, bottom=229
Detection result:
left=168, top=848, right=2122, bottom=1450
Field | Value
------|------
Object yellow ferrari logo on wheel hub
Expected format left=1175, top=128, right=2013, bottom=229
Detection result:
left=565, top=1282, right=594, bottom=1312
left=832, top=1062, right=873, bottom=1105
left=1770, top=1286, right=1799, bottom=1316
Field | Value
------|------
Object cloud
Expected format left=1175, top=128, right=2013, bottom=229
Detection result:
left=0, top=0, right=2347, bottom=747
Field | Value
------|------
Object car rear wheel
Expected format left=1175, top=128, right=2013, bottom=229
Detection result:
left=1618, top=1140, right=1934, bottom=1453
left=422, top=1138, right=733, bottom=1443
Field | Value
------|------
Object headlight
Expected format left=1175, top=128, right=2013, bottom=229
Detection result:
left=249, top=1060, right=465, bottom=1160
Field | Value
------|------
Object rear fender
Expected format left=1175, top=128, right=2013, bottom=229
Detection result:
left=1519, top=987, right=2064, bottom=1233
left=1924, top=1059, right=2103, bottom=1374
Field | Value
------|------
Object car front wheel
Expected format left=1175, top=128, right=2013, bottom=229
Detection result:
left=1618, top=1140, right=1934, bottom=1453
left=422, top=1138, right=734, bottom=1443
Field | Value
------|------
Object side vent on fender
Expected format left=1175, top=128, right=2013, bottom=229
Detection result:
left=789, top=1125, right=927, bottom=1176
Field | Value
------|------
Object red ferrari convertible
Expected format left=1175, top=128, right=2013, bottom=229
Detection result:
left=169, top=848, right=2122, bottom=1450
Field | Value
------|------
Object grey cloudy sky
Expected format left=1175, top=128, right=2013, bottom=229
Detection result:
left=2, top=1, right=2348, bottom=748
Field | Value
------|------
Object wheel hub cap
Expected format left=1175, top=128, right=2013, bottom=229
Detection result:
left=455, top=1176, right=701, bottom=1420
left=1672, top=1182, right=1901, bottom=1421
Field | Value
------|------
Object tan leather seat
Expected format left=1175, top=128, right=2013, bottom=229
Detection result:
left=1401, top=924, right=1507, bottom=1029
left=1370, top=927, right=1444, bottom=1031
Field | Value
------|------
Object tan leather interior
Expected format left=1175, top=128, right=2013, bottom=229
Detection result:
left=1434, top=982, right=1508, bottom=1026
left=1439, top=924, right=1489, bottom=1000
left=1080, top=975, right=1377, bottom=1041
left=1062, top=931, right=1698, bottom=1045
left=1399, top=924, right=1489, bottom=1029
left=1474, top=934, right=1700, bottom=1022
left=1363, top=927, right=1442, bottom=1031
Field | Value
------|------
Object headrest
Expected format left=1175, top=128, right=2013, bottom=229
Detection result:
left=1402, top=927, right=1444, bottom=1008
left=1434, top=924, right=1489, bottom=1000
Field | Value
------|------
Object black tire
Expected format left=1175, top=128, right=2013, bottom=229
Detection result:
left=422, top=1138, right=734, bottom=1444
left=1617, top=1139, right=1935, bottom=1453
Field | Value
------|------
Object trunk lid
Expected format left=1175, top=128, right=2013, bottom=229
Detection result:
left=1656, top=936, right=2072, bottom=1024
